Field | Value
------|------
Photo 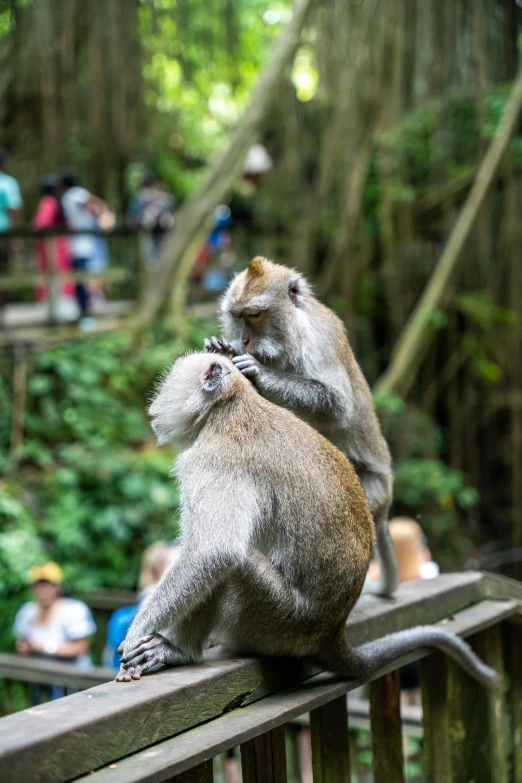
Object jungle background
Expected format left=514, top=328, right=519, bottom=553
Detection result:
left=1, top=0, right=522, bottom=661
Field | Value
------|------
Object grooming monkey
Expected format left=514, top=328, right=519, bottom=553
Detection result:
left=116, top=352, right=500, bottom=691
left=205, top=256, right=397, bottom=597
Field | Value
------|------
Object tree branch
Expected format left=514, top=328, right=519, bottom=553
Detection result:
left=375, top=64, right=522, bottom=398
left=133, top=0, right=315, bottom=327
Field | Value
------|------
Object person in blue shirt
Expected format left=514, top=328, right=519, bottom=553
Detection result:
left=0, top=147, right=22, bottom=233
left=0, top=147, right=23, bottom=314
left=104, top=543, right=179, bottom=668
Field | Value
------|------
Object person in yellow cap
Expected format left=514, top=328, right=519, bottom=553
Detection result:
left=13, top=562, right=96, bottom=667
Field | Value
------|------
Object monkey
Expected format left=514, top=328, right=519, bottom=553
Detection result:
left=204, top=256, right=397, bottom=597
left=116, top=352, right=501, bottom=693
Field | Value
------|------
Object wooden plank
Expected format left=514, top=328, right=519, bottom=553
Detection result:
left=76, top=600, right=518, bottom=783
left=508, top=621, right=522, bottom=783
left=0, top=582, right=517, bottom=783
left=241, top=727, right=286, bottom=783
left=78, top=590, right=138, bottom=612
left=369, top=671, right=404, bottom=783
left=170, top=760, right=213, bottom=783
left=0, top=267, right=130, bottom=291
left=0, top=654, right=114, bottom=688
left=346, top=572, right=485, bottom=645
left=310, top=695, right=350, bottom=783
left=420, top=652, right=452, bottom=783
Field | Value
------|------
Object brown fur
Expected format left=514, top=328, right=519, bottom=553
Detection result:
left=117, top=353, right=502, bottom=692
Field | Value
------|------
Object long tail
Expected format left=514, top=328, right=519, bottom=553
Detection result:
left=320, top=625, right=503, bottom=690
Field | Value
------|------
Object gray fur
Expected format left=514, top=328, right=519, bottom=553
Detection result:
left=116, top=353, right=501, bottom=693
left=207, top=257, right=397, bottom=596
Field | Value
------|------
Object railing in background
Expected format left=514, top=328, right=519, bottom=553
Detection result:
left=0, top=572, right=520, bottom=783
left=0, top=226, right=145, bottom=335
left=0, top=221, right=290, bottom=342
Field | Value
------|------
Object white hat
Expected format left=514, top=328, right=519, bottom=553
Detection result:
left=243, top=144, right=273, bottom=175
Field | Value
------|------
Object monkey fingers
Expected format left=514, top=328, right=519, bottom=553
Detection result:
left=115, top=664, right=142, bottom=682
left=120, top=634, right=163, bottom=667
left=232, top=354, right=259, bottom=377
left=117, top=634, right=153, bottom=656
left=204, top=336, right=237, bottom=358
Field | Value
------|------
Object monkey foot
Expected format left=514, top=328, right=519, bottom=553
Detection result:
left=115, top=633, right=180, bottom=681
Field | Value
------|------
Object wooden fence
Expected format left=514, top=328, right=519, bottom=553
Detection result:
left=0, top=572, right=521, bottom=783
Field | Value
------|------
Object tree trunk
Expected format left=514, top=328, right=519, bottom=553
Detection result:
left=375, top=64, right=522, bottom=398
left=133, top=0, right=315, bottom=328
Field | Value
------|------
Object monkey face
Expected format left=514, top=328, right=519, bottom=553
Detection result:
left=149, top=353, right=238, bottom=445
left=221, top=257, right=307, bottom=362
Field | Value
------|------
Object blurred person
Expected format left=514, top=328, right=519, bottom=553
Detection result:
left=191, top=205, right=236, bottom=295
left=32, top=174, right=76, bottom=319
left=127, top=171, right=175, bottom=266
left=104, top=542, right=179, bottom=668
left=367, top=517, right=439, bottom=707
left=59, top=170, right=114, bottom=321
left=14, top=562, right=96, bottom=666
left=0, top=147, right=23, bottom=317
left=242, top=143, right=273, bottom=191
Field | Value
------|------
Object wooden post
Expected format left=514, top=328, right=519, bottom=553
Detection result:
left=474, top=626, right=508, bottom=783
left=507, top=620, right=522, bottom=783
left=447, top=625, right=507, bottom=783
left=420, top=651, right=452, bottom=783
left=241, top=726, right=287, bottom=783
left=46, top=238, right=59, bottom=325
left=369, top=670, right=404, bottom=783
left=310, top=694, right=351, bottom=783
left=285, top=725, right=302, bottom=783
left=170, top=760, right=214, bottom=783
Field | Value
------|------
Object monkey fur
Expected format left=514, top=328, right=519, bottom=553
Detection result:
left=116, top=352, right=501, bottom=691
left=205, top=256, right=397, bottom=597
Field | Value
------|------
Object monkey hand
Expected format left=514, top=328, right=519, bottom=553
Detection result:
left=204, top=336, right=237, bottom=359
left=232, top=353, right=261, bottom=379
left=115, top=633, right=181, bottom=681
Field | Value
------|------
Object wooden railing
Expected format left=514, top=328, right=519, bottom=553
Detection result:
left=0, top=571, right=521, bottom=783
left=0, top=220, right=288, bottom=344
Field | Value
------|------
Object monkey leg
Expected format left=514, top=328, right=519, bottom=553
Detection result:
left=358, top=471, right=398, bottom=598
left=214, top=551, right=328, bottom=661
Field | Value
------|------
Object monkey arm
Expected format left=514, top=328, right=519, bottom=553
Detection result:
left=121, top=546, right=242, bottom=650
left=233, top=355, right=341, bottom=421
left=121, top=481, right=261, bottom=653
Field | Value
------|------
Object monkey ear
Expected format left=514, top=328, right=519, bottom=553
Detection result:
left=202, top=362, right=223, bottom=392
left=288, top=277, right=301, bottom=305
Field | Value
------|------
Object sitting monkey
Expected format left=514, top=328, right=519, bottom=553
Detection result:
left=116, top=352, right=500, bottom=691
left=204, top=257, right=397, bottom=597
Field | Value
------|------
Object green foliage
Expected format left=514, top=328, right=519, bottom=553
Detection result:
left=377, top=392, right=478, bottom=567
left=0, top=320, right=214, bottom=652
left=137, top=0, right=292, bottom=200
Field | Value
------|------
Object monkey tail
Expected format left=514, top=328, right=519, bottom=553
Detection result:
left=320, top=625, right=503, bottom=691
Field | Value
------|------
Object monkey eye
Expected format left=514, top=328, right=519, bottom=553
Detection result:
left=246, top=310, right=267, bottom=322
